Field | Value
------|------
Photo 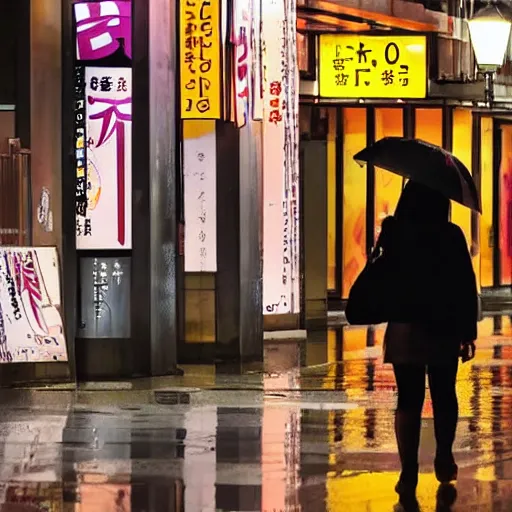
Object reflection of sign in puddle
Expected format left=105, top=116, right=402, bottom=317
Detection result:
left=272, top=401, right=359, bottom=410
left=264, top=392, right=359, bottom=410
left=264, top=393, right=287, bottom=399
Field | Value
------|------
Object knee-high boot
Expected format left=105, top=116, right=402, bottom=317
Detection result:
left=395, top=409, right=421, bottom=494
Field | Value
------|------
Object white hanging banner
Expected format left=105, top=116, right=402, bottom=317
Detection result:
left=79, top=67, right=133, bottom=250
left=262, top=0, right=300, bottom=315
left=183, top=121, right=218, bottom=272
left=231, top=0, right=252, bottom=128
left=251, top=0, right=264, bottom=121
left=0, top=247, right=67, bottom=363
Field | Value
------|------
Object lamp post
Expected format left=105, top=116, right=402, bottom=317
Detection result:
left=467, top=0, right=512, bottom=108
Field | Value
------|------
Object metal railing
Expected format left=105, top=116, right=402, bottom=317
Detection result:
left=0, top=139, right=31, bottom=246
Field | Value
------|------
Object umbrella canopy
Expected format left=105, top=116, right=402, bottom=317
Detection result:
left=354, top=137, right=481, bottom=213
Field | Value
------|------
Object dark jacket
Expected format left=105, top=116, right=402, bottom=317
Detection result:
left=380, top=216, right=478, bottom=343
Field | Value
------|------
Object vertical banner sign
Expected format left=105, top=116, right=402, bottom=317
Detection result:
left=84, top=67, right=133, bottom=249
left=0, top=247, right=67, bottom=363
left=183, top=121, right=217, bottom=272
left=251, top=0, right=264, bottom=121
left=262, top=0, right=300, bottom=315
left=180, top=0, right=222, bottom=119
left=231, top=0, right=252, bottom=128
left=73, top=1, right=132, bottom=250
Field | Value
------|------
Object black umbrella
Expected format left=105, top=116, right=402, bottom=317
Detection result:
left=354, top=137, right=481, bottom=213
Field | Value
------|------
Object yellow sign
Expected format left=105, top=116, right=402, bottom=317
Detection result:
left=180, top=0, right=222, bottom=119
left=319, top=34, right=427, bottom=99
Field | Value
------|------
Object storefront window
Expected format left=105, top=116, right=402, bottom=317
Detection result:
left=480, top=117, right=494, bottom=288
left=451, top=108, right=473, bottom=246
left=415, top=108, right=442, bottom=146
left=327, top=109, right=337, bottom=291
left=342, top=108, right=367, bottom=299
left=374, top=108, right=403, bottom=239
left=500, top=124, right=512, bottom=285
left=297, top=33, right=309, bottom=75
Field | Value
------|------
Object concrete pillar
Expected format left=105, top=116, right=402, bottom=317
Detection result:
left=147, top=0, right=179, bottom=375
left=31, top=0, right=62, bottom=250
left=239, top=121, right=264, bottom=362
left=214, top=121, right=264, bottom=366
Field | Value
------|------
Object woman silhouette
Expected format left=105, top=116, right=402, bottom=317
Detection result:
left=380, top=181, right=478, bottom=499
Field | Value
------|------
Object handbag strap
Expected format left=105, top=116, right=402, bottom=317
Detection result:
left=370, top=217, right=394, bottom=261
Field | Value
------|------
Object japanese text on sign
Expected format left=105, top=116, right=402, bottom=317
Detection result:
left=74, top=66, right=87, bottom=217
left=180, top=0, right=222, bottom=119
left=78, top=67, right=133, bottom=250
left=319, top=35, right=427, bottom=99
left=74, top=1, right=131, bottom=62
left=268, top=81, right=283, bottom=125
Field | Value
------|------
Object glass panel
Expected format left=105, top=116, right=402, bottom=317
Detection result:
left=78, top=257, right=131, bottom=338
left=374, top=108, right=403, bottom=239
left=297, top=33, right=309, bottom=74
left=185, top=291, right=216, bottom=343
left=342, top=108, right=366, bottom=298
left=184, top=273, right=216, bottom=343
left=451, top=108, right=472, bottom=246
left=480, top=117, right=494, bottom=288
left=327, top=108, right=337, bottom=291
left=415, top=108, right=442, bottom=146
left=500, top=125, right=512, bottom=285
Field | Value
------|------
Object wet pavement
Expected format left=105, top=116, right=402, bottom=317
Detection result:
left=1, top=317, right=512, bottom=510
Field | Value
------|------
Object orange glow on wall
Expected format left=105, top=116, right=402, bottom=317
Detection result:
left=451, top=109, right=472, bottom=246
left=327, top=108, right=337, bottom=291
left=480, top=117, right=494, bottom=288
left=343, top=326, right=367, bottom=354
left=374, top=108, right=403, bottom=239
left=500, top=125, right=512, bottom=285
left=414, top=108, right=442, bottom=146
left=342, top=108, right=367, bottom=298
left=78, top=484, right=131, bottom=512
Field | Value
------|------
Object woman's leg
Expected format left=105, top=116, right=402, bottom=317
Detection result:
left=393, top=364, right=427, bottom=485
left=428, top=359, right=459, bottom=480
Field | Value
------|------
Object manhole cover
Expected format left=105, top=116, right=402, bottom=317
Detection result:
left=154, top=388, right=200, bottom=405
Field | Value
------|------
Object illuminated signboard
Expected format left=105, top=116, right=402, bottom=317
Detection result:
left=73, top=1, right=132, bottom=250
left=319, top=34, right=427, bottom=99
left=180, top=0, right=222, bottom=119
left=183, top=121, right=217, bottom=272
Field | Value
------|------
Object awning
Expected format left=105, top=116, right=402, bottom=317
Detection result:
left=298, top=0, right=440, bottom=33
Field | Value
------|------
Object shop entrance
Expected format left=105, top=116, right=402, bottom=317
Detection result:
left=484, top=120, right=512, bottom=289
left=300, top=103, right=482, bottom=316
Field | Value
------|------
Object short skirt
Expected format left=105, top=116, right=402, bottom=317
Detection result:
left=384, top=322, right=460, bottom=365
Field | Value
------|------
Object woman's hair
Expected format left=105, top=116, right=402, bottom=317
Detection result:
left=394, top=181, right=450, bottom=224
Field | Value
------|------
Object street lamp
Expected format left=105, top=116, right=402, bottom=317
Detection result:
left=467, top=0, right=512, bottom=107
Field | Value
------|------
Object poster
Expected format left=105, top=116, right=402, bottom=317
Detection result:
left=262, top=0, right=300, bottom=315
left=180, top=0, right=222, bottom=119
left=0, top=247, right=67, bottom=363
left=183, top=121, right=217, bottom=272
left=78, top=67, right=133, bottom=250
left=73, top=1, right=132, bottom=250
left=319, top=34, right=427, bottom=99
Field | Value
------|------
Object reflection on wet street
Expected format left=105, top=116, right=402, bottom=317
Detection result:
left=1, top=317, right=512, bottom=510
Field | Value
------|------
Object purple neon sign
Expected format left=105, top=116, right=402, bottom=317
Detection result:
left=74, top=1, right=131, bottom=62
